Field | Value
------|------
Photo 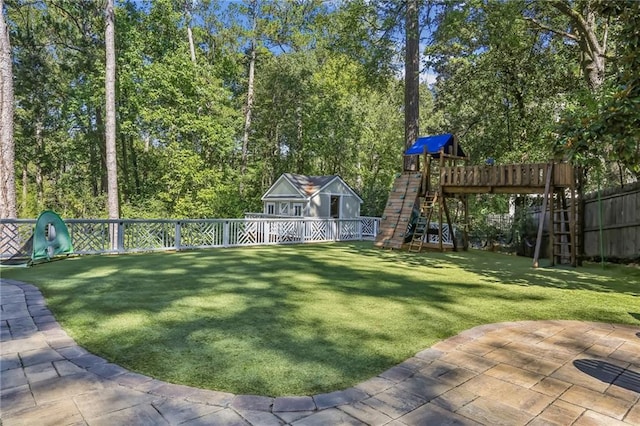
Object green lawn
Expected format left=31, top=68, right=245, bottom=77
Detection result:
left=2, top=242, right=639, bottom=396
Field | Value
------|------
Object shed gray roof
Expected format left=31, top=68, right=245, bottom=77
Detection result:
left=283, top=173, right=335, bottom=197
left=262, top=173, right=363, bottom=203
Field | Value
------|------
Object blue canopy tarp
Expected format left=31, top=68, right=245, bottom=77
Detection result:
left=404, top=133, right=465, bottom=157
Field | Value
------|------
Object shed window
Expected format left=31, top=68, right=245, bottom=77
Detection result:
left=266, top=203, right=275, bottom=215
left=293, top=203, right=303, bottom=216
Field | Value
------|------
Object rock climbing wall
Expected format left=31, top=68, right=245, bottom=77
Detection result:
left=374, top=173, right=422, bottom=249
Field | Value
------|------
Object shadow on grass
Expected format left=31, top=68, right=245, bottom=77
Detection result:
left=342, top=242, right=640, bottom=296
left=414, top=248, right=639, bottom=296
left=2, top=242, right=639, bottom=395
left=2, top=246, right=478, bottom=395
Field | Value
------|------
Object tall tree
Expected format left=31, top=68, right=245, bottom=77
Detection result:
left=427, top=0, right=581, bottom=164
left=240, top=0, right=257, bottom=182
left=404, top=0, right=419, bottom=171
left=0, top=0, right=16, bottom=219
left=524, top=0, right=608, bottom=91
left=552, top=0, right=640, bottom=181
left=105, top=0, right=119, bottom=237
left=185, top=0, right=196, bottom=63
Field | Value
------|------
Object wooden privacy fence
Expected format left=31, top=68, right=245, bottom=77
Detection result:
left=582, top=182, right=640, bottom=260
left=0, top=217, right=380, bottom=258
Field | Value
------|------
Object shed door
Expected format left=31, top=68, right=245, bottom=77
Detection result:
left=330, top=196, right=340, bottom=218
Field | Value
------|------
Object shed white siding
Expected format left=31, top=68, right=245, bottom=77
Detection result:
left=342, top=196, right=360, bottom=218
left=325, top=179, right=350, bottom=195
left=269, top=179, right=304, bottom=198
left=261, top=174, right=362, bottom=219
left=309, top=194, right=324, bottom=217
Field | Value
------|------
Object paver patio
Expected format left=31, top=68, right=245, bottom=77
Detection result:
left=1, top=278, right=638, bottom=425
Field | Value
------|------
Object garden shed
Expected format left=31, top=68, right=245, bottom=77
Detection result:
left=262, top=173, right=363, bottom=219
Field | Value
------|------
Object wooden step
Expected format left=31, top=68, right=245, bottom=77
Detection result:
left=553, top=242, right=572, bottom=246
left=554, top=252, right=572, bottom=258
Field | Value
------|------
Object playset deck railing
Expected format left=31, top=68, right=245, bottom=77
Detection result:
left=441, top=162, right=575, bottom=193
left=0, top=216, right=380, bottom=258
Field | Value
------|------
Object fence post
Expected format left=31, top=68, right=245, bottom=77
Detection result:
left=223, top=221, right=230, bottom=247
left=117, top=221, right=125, bottom=253
left=175, top=221, right=182, bottom=250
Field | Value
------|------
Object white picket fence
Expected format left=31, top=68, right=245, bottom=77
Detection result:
left=0, top=217, right=380, bottom=258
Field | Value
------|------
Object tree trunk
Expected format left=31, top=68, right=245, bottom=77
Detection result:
left=35, top=119, right=44, bottom=209
left=296, top=104, right=304, bottom=173
left=550, top=0, right=605, bottom=91
left=576, top=6, right=605, bottom=91
left=185, top=2, right=196, bottom=63
left=187, top=27, right=196, bottom=63
left=404, top=0, right=419, bottom=171
left=241, top=40, right=256, bottom=177
left=119, top=131, right=128, bottom=201
left=0, top=0, right=17, bottom=219
left=527, top=0, right=606, bottom=92
left=241, top=0, right=258, bottom=184
left=105, top=0, right=119, bottom=248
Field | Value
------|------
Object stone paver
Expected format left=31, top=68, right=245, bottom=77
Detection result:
left=361, top=387, right=430, bottom=419
left=338, top=401, right=394, bottom=426
left=535, top=400, right=585, bottom=425
left=0, top=278, right=639, bottom=425
left=313, top=388, right=368, bottom=410
left=231, top=394, right=274, bottom=412
left=291, top=408, right=364, bottom=425
left=273, top=396, right=316, bottom=412
left=560, top=384, right=634, bottom=420
left=237, top=409, right=285, bottom=426
left=456, top=396, right=534, bottom=426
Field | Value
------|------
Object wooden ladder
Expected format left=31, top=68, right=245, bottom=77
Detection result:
left=533, top=162, right=578, bottom=267
left=551, top=190, right=577, bottom=266
left=408, top=192, right=439, bottom=252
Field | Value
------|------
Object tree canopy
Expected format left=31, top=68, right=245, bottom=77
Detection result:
left=2, top=0, right=638, bottom=219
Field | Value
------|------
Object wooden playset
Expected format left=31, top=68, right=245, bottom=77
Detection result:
left=374, top=134, right=580, bottom=267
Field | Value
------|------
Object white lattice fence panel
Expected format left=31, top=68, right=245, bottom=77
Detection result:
left=68, top=222, right=111, bottom=253
left=360, top=218, right=376, bottom=237
left=3, top=216, right=380, bottom=256
left=125, top=222, right=175, bottom=250
left=229, top=221, right=263, bottom=246
left=241, top=221, right=264, bottom=245
left=181, top=222, right=223, bottom=247
left=271, top=221, right=301, bottom=243
left=307, top=221, right=327, bottom=241
left=339, top=221, right=359, bottom=240
left=0, top=222, right=35, bottom=257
